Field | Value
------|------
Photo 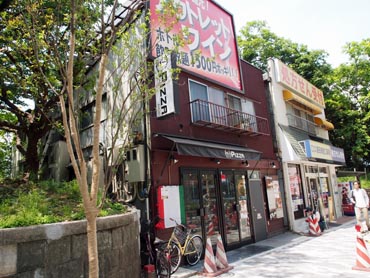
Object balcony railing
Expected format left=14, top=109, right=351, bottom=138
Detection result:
left=286, top=113, right=316, bottom=134
left=190, top=99, right=270, bottom=135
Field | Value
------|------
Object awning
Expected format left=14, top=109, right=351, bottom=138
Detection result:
left=160, top=135, right=261, bottom=160
left=283, top=90, right=322, bottom=115
left=314, top=117, right=334, bottom=130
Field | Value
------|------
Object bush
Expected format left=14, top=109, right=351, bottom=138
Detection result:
left=0, top=180, right=126, bottom=228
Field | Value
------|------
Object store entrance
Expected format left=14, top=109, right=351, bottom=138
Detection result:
left=220, top=170, right=252, bottom=247
left=306, top=173, right=333, bottom=225
left=307, top=177, right=320, bottom=212
left=181, top=168, right=252, bottom=249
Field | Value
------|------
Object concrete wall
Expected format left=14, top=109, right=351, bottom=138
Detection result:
left=0, top=210, right=140, bottom=278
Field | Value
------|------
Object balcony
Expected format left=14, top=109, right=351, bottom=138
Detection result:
left=286, top=113, right=316, bottom=134
left=190, top=99, right=270, bottom=136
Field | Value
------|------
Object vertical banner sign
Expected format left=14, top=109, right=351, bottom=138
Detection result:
left=150, top=0, right=242, bottom=91
left=155, top=53, right=175, bottom=117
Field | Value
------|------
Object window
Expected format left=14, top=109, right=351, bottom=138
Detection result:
left=288, top=164, right=305, bottom=219
left=265, top=176, right=284, bottom=219
left=189, top=80, right=227, bottom=124
left=294, top=108, right=303, bottom=129
left=189, top=80, right=210, bottom=122
left=227, top=95, right=242, bottom=127
left=188, top=80, right=257, bottom=130
left=209, top=87, right=226, bottom=125
left=208, top=87, right=225, bottom=106
left=81, top=105, right=94, bottom=129
left=80, top=93, right=107, bottom=130
left=228, top=95, right=242, bottom=111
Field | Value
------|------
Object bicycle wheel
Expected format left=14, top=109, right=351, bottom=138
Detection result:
left=168, top=243, right=181, bottom=274
left=185, top=235, right=203, bottom=266
left=155, top=248, right=170, bottom=278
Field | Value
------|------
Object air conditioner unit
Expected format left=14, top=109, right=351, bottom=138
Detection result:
left=126, top=144, right=145, bottom=182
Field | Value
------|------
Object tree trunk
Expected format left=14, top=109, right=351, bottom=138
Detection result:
left=86, top=208, right=99, bottom=278
left=24, top=132, right=41, bottom=181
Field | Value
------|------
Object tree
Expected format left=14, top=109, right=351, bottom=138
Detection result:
left=325, top=39, right=370, bottom=169
left=238, top=21, right=370, bottom=170
left=237, top=20, right=332, bottom=88
left=13, top=0, right=182, bottom=276
left=0, top=0, right=93, bottom=180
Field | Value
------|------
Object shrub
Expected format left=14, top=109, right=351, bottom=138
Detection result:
left=0, top=180, right=127, bottom=228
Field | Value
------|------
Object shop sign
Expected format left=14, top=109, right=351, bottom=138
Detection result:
left=274, top=59, right=325, bottom=107
left=155, top=54, right=175, bottom=117
left=331, top=146, right=346, bottom=164
left=150, top=0, right=242, bottom=91
left=301, top=140, right=332, bottom=160
left=224, top=149, right=245, bottom=160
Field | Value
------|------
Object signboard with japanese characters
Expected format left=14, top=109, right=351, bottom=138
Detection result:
left=301, top=139, right=332, bottom=160
left=150, top=0, right=242, bottom=91
left=273, top=59, right=325, bottom=107
left=154, top=53, right=176, bottom=117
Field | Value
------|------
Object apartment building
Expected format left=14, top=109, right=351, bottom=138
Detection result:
left=265, top=58, right=346, bottom=233
left=148, top=0, right=286, bottom=249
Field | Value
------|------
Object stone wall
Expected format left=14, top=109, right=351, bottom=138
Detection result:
left=0, top=210, right=140, bottom=278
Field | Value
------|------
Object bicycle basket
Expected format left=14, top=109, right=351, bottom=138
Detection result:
left=173, top=225, right=187, bottom=245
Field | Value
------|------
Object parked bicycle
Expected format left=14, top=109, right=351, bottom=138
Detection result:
left=141, top=218, right=171, bottom=278
left=166, top=218, right=204, bottom=274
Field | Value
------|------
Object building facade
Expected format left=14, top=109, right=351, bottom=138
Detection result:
left=149, top=1, right=287, bottom=249
left=12, top=0, right=350, bottom=254
left=266, top=58, right=346, bottom=233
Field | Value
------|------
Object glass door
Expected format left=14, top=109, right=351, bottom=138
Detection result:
left=220, top=171, right=252, bottom=246
left=182, top=168, right=252, bottom=248
left=236, top=173, right=252, bottom=241
left=182, top=169, right=202, bottom=237
left=181, top=169, right=219, bottom=243
left=220, top=170, right=240, bottom=245
left=307, top=177, right=319, bottom=212
left=201, top=170, right=219, bottom=245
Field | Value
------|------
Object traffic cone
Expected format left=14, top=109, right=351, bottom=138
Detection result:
left=207, top=221, right=215, bottom=236
left=353, top=225, right=370, bottom=272
left=215, top=234, right=233, bottom=273
left=307, top=215, right=321, bottom=236
left=202, top=237, right=217, bottom=276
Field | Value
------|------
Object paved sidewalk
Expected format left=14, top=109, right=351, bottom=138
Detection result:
left=172, top=216, right=365, bottom=277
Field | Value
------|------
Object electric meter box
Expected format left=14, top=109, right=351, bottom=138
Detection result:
left=156, top=185, right=185, bottom=229
left=126, top=145, right=145, bottom=182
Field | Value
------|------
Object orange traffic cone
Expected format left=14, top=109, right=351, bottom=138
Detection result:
left=215, top=234, right=233, bottom=273
left=202, top=237, right=217, bottom=276
left=353, top=225, right=370, bottom=272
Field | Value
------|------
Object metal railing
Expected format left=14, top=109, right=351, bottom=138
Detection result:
left=286, top=113, right=316, bottom=134
left=190, top=99, right=270, bottom=135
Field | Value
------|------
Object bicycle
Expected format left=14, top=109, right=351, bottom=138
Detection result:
left=155, top=243, right=171, bottom=278
left=141, top=218, right=171, bottom=278
left=166, top=218, right=204, bottom=274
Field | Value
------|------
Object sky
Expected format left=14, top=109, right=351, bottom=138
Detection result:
left=214, top=0, right=370, bottom=67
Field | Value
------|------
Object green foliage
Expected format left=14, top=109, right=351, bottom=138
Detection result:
left=0, top=132, right=13, bottom=179
left=238, top=20, right=370, bottom=171
left=0, top=0, right=108, bottom=177
left=0, top=180, right=126, bottom=228
left=325, top=39, right=370, bottom=169
left=361, top=176, right=370, bottom=189
left=237, top=20, right=332, bottom=88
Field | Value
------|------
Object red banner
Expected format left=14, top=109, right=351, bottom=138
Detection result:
left=150, top=0, right=242, bottom=91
